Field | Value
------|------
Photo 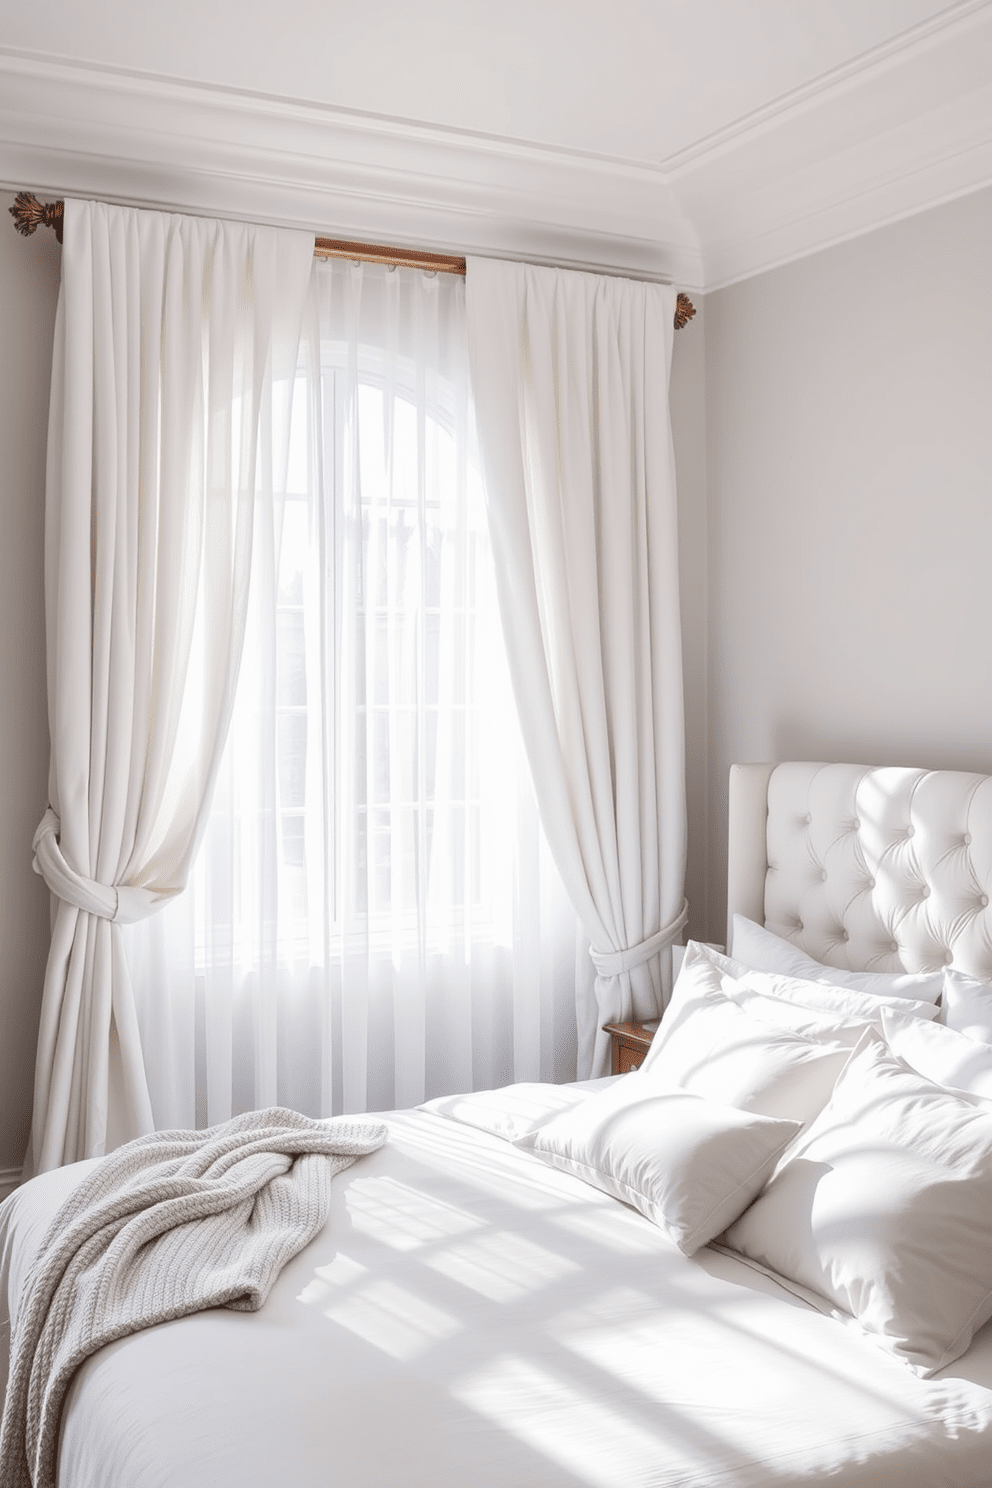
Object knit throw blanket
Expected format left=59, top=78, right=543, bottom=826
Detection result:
left=0, top=1107, right=387, bottom=1488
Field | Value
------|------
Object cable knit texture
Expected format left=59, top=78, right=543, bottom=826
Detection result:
left=0, top=1107, right=387, bottom=1488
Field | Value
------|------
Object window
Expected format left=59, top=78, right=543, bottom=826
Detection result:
left=124, top=261, right=578, bottom=1126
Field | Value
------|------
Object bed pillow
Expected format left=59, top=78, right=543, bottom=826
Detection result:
left=638, top=948, right=866, bottom=1125
left=723, top=1035, right=992, bottom=1376
left=516, top=1081, right=801, bottom=1256
left=728, top=981, right=875, bottom=1046
left=941, top=970, right=992, bottom=1044
left=880, top=1008, right=992, bottom=1099
left=730, top=916, right=944, bottom=1003
left=418, top=1078, right=615, bottom=1142
left=672, top=941, right=938, bottom=1035
left=734, top=965, right=938, bottom=1028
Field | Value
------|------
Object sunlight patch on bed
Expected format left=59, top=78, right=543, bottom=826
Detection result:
left=560, top=1302, right=749, bottom=1412
left=298, top=1252, right=368, bottom=1308
left=551, top=1203, right=665, bottom=1255
left=425, top=1229, right=579, bottom=1302
left=552, top=1288, right=940, bottom=1461
left=317, top=1278, right=461, bottom=1360
left=451, top=1354, right=673, bottom=1488
left=552, top=1286, right=665, bottom=1331
left=347, top=1176, right=483, bottom=1249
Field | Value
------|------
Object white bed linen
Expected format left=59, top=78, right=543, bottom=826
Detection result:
left=3, top=1108, right=992, bottom=1488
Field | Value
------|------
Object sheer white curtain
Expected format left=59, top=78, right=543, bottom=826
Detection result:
left=465, top=258, right=687, bottom=1078
left=30, top=200, right=313, bottom=1173
left=123, top=258, right=579, bottom=1128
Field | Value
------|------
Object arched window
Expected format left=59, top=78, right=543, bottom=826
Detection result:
left=123, top=261, right=579, bottom=1125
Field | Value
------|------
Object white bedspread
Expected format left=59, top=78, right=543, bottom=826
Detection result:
left=3, top=1106, right=992, bottom=1487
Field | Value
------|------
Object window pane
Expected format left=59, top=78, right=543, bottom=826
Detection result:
left=278, top=500, right=308, bottom=605
left=277, top=712, right=307, bottom=808
left=276, top=611, right=306, bottom=707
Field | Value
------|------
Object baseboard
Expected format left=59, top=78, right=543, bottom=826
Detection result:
left=0, top=1167, right=22, bottom=1202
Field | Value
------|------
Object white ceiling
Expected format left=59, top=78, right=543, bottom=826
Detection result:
left=3, top=0, right=992, bottom=289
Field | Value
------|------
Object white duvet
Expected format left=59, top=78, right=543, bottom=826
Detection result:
left=3, top=1096, right=992, bottom=1488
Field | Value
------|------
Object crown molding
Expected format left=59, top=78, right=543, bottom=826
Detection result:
left=3, top=3, right=992, bottom=296
left=678, top=0, right=992, bottom=289
left=0, top=49, right=704, bottom=288
left=660, top=0, right=990, bottom=176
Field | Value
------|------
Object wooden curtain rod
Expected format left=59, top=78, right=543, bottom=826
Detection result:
left=315, top=236, right=466, bottom=275
left=9, top=193, right=696, bottom=329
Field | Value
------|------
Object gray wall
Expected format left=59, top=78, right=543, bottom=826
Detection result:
left=0, top=211, right=60, bottom=1173
left=702, top=186, right=992, bottom=943
left=670, top=299, right=710, bottom=941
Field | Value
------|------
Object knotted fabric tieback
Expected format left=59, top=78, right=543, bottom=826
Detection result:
left=32, top=807, right=167, bottom=925
left=589, top=899, right=690, bottom=978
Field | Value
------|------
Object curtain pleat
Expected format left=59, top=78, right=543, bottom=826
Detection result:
left=465, top=257, right=687, bottom=1077
left=30, top=200, right=313, bottom=1173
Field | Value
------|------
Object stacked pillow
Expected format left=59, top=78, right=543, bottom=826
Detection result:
left=425, top=925, right=992, bottom=1376
left=512, top=940, right=949, bottom=1259
left=941, top=969, right=992, bottom=1044
left=514, top=1082, right=801, bottom=1256
left=731, top=913, right=992, bottom=1042
left=881, top=1005, right=992, bottom=1098
left=729, top=914, right=947, bottom=1002
left=722, top=1030, right=992, bottom=1375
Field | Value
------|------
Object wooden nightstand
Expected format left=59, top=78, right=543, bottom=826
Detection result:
left=603, top=1019, right=660, bottom=1074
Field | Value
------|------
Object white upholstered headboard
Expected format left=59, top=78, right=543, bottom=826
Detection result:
left=727, top=762, right=992, bottom=984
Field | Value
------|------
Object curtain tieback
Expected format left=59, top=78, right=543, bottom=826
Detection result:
left=32, top=807, right=166, bottom=925
left=589, top=899, right=690, bottom=979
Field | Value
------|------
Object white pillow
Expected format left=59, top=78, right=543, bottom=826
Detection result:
left=516, top=1081, right=801, bottom=1256
left=418, top=1078, right=614, bottom=1142
left=675, top=942, right=938, bottom=1035
left=638, top=947, right=865, bottom=1125
left=941, top=970, right=992, bottom=1044
left=731, top=916, right=944, bottom=1003
left=728, top=981, right=872, bottom=1047
left=735, top=965, right=938, bottom=1028
left=881, top=1008, right=992, bottom=1099
left=723, top=1035, right=992, bottom=1376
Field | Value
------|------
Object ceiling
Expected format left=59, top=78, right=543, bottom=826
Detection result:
left=3, top=0, right=992, bottom=289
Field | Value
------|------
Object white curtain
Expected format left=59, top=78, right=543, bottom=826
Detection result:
left=465, top=257, right=687, bottom=1078
left=30, top=200, right=313, bottom=1173
left=122, top=257, right=579, bottom=1129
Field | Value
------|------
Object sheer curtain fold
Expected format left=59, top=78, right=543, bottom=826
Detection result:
left=30, top=199, right=313, bottom=1174
left=123, top=256, right=578, bottom=1130
left=465, top=257, right=687, bottom=1077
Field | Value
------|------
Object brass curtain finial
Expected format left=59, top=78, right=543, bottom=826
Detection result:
left=674, top=293, right=695, bottom=330
left=9, top=192, right=64, bottom=243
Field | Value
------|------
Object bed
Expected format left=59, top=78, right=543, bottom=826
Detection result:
left=2, top=760, right=992, bottom=1487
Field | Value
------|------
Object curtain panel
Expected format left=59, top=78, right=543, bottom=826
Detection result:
left=465, top=257, right=687, bottom=1077
left=29, top=200, right=313, bottom=1173
left=121, top=258, right=580, bottom=1130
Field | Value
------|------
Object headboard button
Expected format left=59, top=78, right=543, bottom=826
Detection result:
left=890, top=940, right=899, bottom=953
left=905, top=825, right=915, bottom=838
left=820, top=870, right=828, bottom=883
left=980, top=894, right=989, bottom=908
left=920, top=885, right=930, bottom=898
left=963, top=833, right=973, bottom=846
left=866, top=877, right=875, bottom=890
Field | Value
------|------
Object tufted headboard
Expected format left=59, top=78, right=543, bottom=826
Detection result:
left=727, top=762, right=992, bottom=984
